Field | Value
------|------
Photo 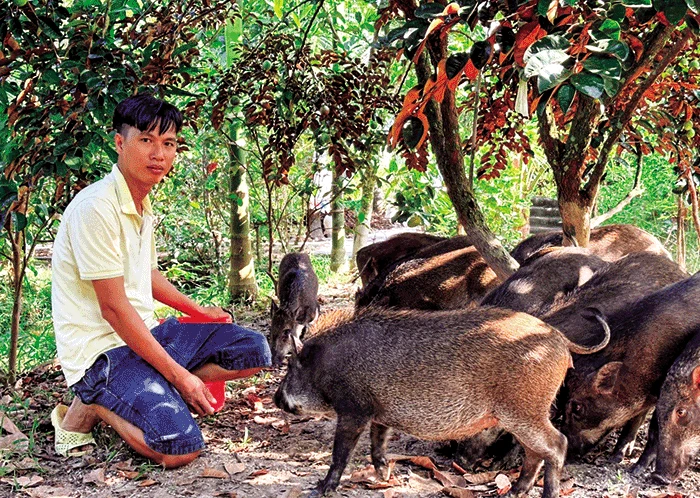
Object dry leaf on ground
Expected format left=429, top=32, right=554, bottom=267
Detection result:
left=442, top=486, right=476, bottom=498
left=224, top=462, right=246, bottom=475
left=433, top=469, right=467, bottom=488
left=409, top=456, right=438, bottom=471
left=248, top=469, right=269, bottom=477
left=24, top=485, right=73, bottom=497
left=0, top=413, right=23, bottom=435
left=82, top=468, right=106, bottom=486
left=283, top=486, right=303, bottom=498
left=201, top=467, right=230, bottom=479
left=451, top=461, right=468, bottom=475
left=463, top=470, right=498, bottom=485
left=0, top=475, right=43, bottom=488
left=137, top=479, right=158, bottom=487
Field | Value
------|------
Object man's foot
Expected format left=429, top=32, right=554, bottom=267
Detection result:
left=51, top=401, right=97, bottom=457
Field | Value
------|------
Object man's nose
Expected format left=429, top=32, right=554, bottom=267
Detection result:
left=150, top=143, right=165, bottom=160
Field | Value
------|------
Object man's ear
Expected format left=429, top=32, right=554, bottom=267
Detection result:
left=114, top=132, right=125, bottom=154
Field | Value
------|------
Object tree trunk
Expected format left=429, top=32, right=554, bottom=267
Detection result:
left=416, top=51, right=517, bottom=280
left=6, top=217, right=24, bottom=385
left=228, top=126, right=258, bottom=301
left=330, top=168, right=347, bottom=272
left=677, top=195, right=686, bottom=272
left=350, top=164, right=377, bottom=272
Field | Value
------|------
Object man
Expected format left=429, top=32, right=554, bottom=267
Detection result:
left=50, top=94, right=271, bottom=467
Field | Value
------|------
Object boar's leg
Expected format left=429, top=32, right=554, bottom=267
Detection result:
left=631, top=411, right=658, bottom=476
left=610, top=410, right=648, bottom=463
left=313, top=414, right=369, bottom=497
left=370, top=422, right=392, bottom=480
left=509, top=420, right=566, bottom=498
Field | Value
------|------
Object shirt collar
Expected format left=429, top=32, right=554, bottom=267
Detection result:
left=112, top=165, right=153, bottom=216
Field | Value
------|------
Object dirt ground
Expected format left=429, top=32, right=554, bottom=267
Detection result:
left=1, top=270, right=699, bottom=498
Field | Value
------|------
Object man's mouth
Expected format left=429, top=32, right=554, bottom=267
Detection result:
left=147, top=166, right=165, bottom=173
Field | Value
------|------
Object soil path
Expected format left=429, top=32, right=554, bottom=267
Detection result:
left=1, top=229, right=698, bottom=498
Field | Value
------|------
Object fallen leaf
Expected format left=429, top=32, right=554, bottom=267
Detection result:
left=351, top=464, right=380, bottom=483
left=433, top=469, right=467, bottom=488
left=495, top=473, right=511, bottom=495
left=283, top=486, right=303, bottom=498
left=442, top=487, right=476, bottom=498
left=117, top=470, right=140, bottom=479
left=245, top=393, right=264, bottom=412
left=0, top=433, right=29, bottom=451
left=253, top=415, right=280, bottom=425
left=366, top=477, right=401, bottom=490
left=213, top=493, right=238, bottom=498
left=383, top=490, right=406, bottom=498
left=0, top=414, right=23, bottom=435
left=138, top=479, right=158, bottom=487
left=409, top=456, right=438, bottom=471
left=561, top=477, right=576, bottom=496
left=249, top=469, right=269, bottom=477
left=451, top=461, right=468, bottom=475
left=0, top=475, right=43, bottom=488
left=200, top=467, right=229, bottom=479
left=83, top=468, right=106, bottom=486
left=24, top=485, right=73, bottom=497
left=463, top=470, right=498, bottom=485
left=224, top=462, right=246, bottom=475
left=113, top=459, right=133, bottom=471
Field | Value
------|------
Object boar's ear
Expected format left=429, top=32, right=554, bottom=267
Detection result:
left=691, top=365, right=700, bottom=392
left=593, top=361, right=623, bottom=395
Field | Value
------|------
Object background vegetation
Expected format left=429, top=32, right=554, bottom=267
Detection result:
left=1, top=0, right=698, bottom=380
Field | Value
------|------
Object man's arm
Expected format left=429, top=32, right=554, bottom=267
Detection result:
left=151, top=269, right=230, bottom=320
left=92, top=276, right=216, bottom=415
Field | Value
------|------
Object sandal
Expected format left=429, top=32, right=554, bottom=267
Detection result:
left=51, top=404, right=96, bottom=457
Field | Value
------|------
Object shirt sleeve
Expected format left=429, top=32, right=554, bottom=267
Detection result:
left=151, top=229, right=158, bottom=270
left=67, top=197, right=125, bottom=280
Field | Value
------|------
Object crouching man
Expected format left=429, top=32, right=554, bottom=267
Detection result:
left=50, top=93, right=271, bottom=467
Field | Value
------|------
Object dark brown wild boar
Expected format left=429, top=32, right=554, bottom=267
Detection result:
left=632, top=326, right=700, bottom=484
left=355, top=244, right=498, bottom=310
left=562, top=272, right=700, bottom=461
left=481, top=247, right=608, bottom=315
left=270, top=252, right=319, bottom=365
left=356, top=232, right=446, bottom=286
left=274, top=307, right=610, bottom=498
left=510, top=224, right=671, bottom=264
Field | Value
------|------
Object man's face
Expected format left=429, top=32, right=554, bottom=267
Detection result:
left=115, top=124, right=178, bottom=191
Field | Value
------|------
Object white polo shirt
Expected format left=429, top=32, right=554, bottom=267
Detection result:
left=52, top=165, right=159, bottom=386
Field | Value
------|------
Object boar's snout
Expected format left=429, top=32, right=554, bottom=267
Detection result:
left=273, top=386, right=298, bottom=414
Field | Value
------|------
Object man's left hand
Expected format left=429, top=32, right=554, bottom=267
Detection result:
left=195, top=306, right=232, bottom=322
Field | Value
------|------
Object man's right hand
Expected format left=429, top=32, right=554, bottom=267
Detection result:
left=174, top=372, right=217, bottom=416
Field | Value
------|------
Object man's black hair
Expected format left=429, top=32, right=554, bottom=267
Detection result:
left=113, top=94, right=183, bottom=135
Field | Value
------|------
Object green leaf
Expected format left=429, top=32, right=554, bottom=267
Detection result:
left=586, top=39, right=630, bottom=60
left=621, top=0, right=651, bottom=5
left=607, top=4, right=628, bottom=20
left=582, top=56, right=622, bottom=79
left=225, top=18, right=242, bottom=66
left=538, top=65, right=572, bottom=92
left=604, top=76, right=622, bottom=96
left=687, top=0, right=700, bottom=13
left=415, top=3, right=446, bottom=18
left=570, top=72, right=605, bottom=99
left=557, top=84, right=575, bottom=113
left=13, top=212, right=27, bottom=232
left=524, top=35, right=571, bottom=63
left=274, top=0, right=284, bottom=19
left=654, top=0, right=689, bottom=24
left=599, top=19, right=621, bottom=39
left=537, top=0, right=558, bottom=18
left=523, top=49, right=570, bottom=78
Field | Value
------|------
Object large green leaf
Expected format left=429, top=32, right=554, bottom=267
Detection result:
left=524, top=35, right=571, bottom=62
left=538, top=65, right=572, bottom=93
left=582, top=55, right=622, bottom=80
left=570, top=72, right=605, bottom=99
left=273, top=0, right=284, bottom=19
left=607, top=4, right=628, bottom=21
left=524, top=49, right=570, bottom=79
left=621, top=0, right=651, bottom=5
left=687, top=0, right=700, bottom=14
left=585, top=39, right=630, bottom=60
left=557, top=84, right=575, bottom=113
left=599, top=19, right=621, bottom=40
left=654, top=0, right=689, bottom=23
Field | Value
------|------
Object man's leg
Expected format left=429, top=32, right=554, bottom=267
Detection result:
left=192, top=364, right=262, bottom=382
left=90, top=405, right=199, bottom=468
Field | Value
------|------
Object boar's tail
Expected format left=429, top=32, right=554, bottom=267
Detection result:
left=565, top=307, right=611, bottom=355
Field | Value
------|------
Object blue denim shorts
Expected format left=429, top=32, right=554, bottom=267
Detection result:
left=72, top=318, right=271, bottom=455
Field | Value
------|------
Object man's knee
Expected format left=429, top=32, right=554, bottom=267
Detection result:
left=155, top=450, right=201, bottom=469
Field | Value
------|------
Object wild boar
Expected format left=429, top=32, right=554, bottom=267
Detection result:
left=562, top=272, right=700, bottom=462
left=510, top=224, right=671, bottom=265
left=274, top=306, right=610, bottom=498
left=356, top=232, right=447, bottom=286
left=481, top=247, right=608, bottom=315
left=633, top=328, right=700, bottom=484
left=270, top=252, right=319, bottom=365
left=355, top=245, right=498, bottom=310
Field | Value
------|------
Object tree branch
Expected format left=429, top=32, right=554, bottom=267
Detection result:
left=683, top=166, right=700, bottom=240
left=591, top=149, right=644, bottom=227
left=537, top=104, right=564, bottom=178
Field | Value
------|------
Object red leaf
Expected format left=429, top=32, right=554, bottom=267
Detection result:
left=513, top=21, right=545, bottom=66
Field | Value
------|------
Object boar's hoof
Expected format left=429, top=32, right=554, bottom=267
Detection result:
left=629, top=463, right=648, bottom=477
left=651, top=472, right=672, bottom=486
left=608, top=452, right=625, bottom=464
left=374, top=463, right=391, bottom=482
